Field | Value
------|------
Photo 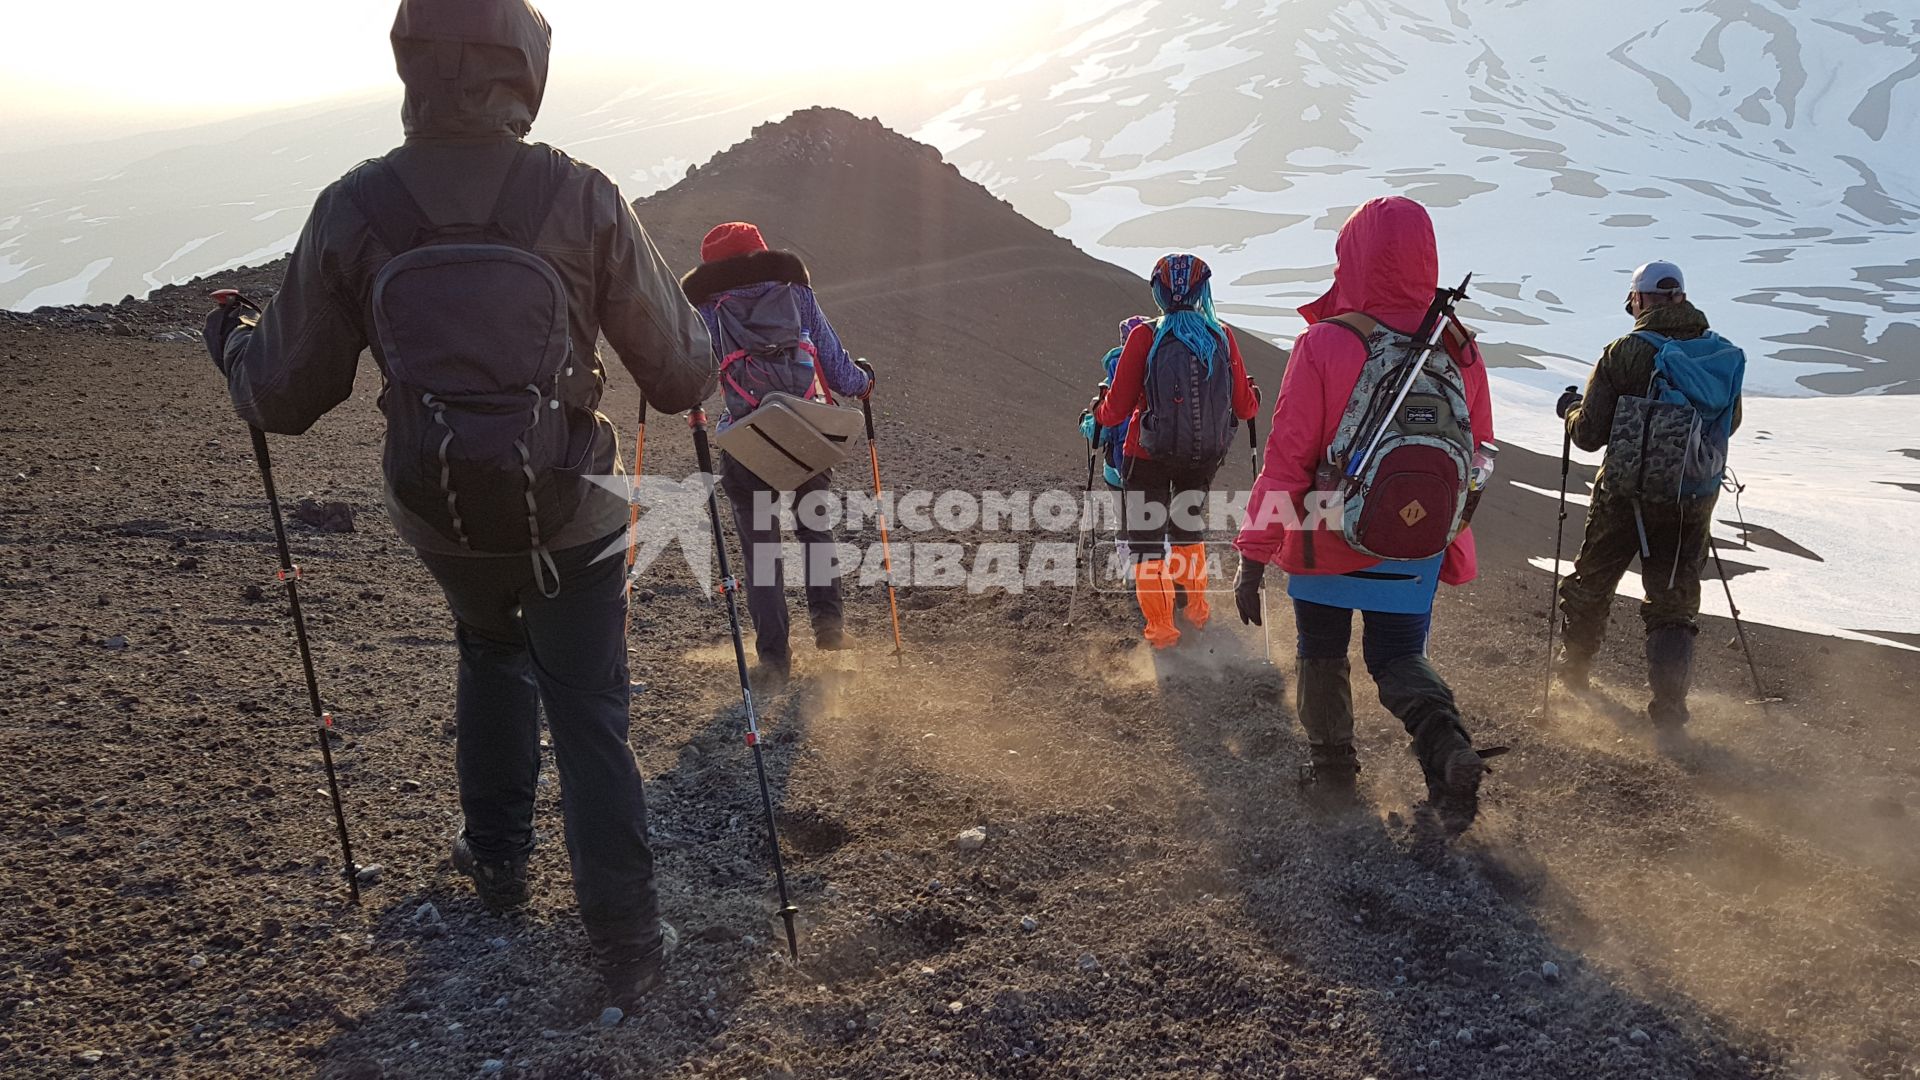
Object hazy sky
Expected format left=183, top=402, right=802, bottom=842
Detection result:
left=2, top=0, right=1059, bottom=149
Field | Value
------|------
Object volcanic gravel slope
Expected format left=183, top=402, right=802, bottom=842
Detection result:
left=1, top=110, right=1917, bottom=1080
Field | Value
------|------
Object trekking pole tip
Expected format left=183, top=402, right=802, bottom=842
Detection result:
left=778, top=907, right=800, bottom=960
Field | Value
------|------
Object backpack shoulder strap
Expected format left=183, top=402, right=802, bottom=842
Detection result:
left=488, top=144, right=571, bottom=248
left=1633, top=331, right=1675, bottom=396
left=345, top=158, right=433, bottom=256
left=1323, top=312, right=1379, bottom=347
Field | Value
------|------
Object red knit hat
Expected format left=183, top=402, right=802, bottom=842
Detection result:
left=700, top=221, right=768, bottom=263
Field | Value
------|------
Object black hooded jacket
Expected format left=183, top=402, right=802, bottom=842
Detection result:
left=219, top=0, right=715, bottom=554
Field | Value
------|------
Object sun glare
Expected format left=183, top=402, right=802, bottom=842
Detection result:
left=4, top=0, right=1056, bottom=123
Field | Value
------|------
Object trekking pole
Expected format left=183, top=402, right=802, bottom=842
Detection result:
left=1713, top=470, right=1776, bottom=707
left=211, top=289, right=360, bottom=904
left=854, top=360, right=904, bottom=658
left=622, top=395, right=648, bottom=640
left=619, top=396, right=650, bottom=692
left=1247, top=385, right=1272, bottom=663
left=1066, top=383, right=1107, bottom=628
left=1344, top=274, right=1472, bottom=482
left=689, top=407, right=801, bottom=960
left=1709, top=541, right=1773, bottom=709
left=1541, top=398, right=1576, bottom=723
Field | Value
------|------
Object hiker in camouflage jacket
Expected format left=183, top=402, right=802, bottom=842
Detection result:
left=1555, top=261, right=1743, bottom=729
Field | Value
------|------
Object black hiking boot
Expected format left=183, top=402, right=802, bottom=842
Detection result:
left=451, top=834, right=531, bottom=915
left=1645, top=624, right=1696, bottom=730
left=1555, top=645, right=1594, bottom=693
left=1294, top=658, right=1361, bottom=808
left=1299, top=743, right=1362, bottom=808
left=1411, top=715, right=1493, bottom=831
left=753, top=652, right=792, bottom=692
left=814, top=626, right=855, bottom=651
left=592, top=920, right=680, bottom=1012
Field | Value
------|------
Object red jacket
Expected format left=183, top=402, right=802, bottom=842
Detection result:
left=1234, top=196, right=1494, bottom=586
left=1094, top=322, right=1260, bottom=459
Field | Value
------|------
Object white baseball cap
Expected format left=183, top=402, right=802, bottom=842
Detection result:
left=1629, top=260, right=1686, bottom=295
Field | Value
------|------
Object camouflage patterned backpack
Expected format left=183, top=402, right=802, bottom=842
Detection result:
left=1603, top=331, right=1744, bottom=504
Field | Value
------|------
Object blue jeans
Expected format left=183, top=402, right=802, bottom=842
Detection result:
left=1293, top=599, right=1432, bottom=676
left=418, top=533, right=657, bottom=935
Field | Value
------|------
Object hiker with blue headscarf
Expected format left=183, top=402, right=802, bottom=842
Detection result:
left=1093, top=255, right=1259, bottom=649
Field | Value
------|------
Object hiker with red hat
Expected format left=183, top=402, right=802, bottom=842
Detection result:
left=1232, top=196, right=1499, bottom=827
left=1093, top=254, right=1260, bottom=650
left=682, top=222, right=874, bottom=685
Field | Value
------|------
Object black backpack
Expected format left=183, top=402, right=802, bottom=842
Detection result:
left=1136, top=320, right=1235, bottom=469
left=347, top=146, right=593, bottom=594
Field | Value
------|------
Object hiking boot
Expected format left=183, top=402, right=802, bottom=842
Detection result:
left=1169, top=543, right=1212, bottom=629
left=1133, top=559, right=1180, bottom=649
left=752, top=654, right=791, bottom=693
left=814, top=626, right=855, bottom=651
left=1411, top=715, right=1490, bottom=829
left=594, top=921, right=680, bottom=1012
left=451, top=834, right=530, bottom=915
left=1299, top=743, right=1361, bottom=808
left=1555, top=646, right=1594, bottom=693
left=1645, top=624, right=1696, bottom=729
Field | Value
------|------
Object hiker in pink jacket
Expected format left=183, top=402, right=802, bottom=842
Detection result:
left=1233, top=196, right=1498, bottom=825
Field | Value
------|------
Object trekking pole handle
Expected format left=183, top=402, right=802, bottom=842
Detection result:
left=854, top=365, right=878, bottom=442
left=211, top=288, right=261, bottom=313
left=1090, top=381, right=1109, bottom=439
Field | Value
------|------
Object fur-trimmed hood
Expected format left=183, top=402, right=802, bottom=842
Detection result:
left=681, top=250, right=809, bottom=307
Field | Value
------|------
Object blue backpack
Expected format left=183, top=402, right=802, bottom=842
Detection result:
left=1605, top=331, right=1745, bottom=502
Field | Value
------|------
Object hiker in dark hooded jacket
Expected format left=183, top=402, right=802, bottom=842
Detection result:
left=1555, top=260, right=1744, bottom=731
left=204, top=0, right=715, bottom=1009
left=681, top=222, right=874, bottom=684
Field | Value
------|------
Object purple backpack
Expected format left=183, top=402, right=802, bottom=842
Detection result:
left=713, top=284, right=827, bottom=423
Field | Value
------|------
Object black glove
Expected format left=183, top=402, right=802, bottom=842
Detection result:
left=853, top=358, right=876, bottom=400
left=204, top=303, right=250, bottom=372
left=1233, top=553, right=1266, bottom=626
left=1555, top=386, right=1583, bottom=419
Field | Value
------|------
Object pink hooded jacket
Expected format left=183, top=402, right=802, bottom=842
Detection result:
left=1234, top=197, right=1494, bottom=585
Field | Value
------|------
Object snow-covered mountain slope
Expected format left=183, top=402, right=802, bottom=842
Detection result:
left=912, top=0, right=1920, bottom=649
left=916, top=0, right=1920, bottom=397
